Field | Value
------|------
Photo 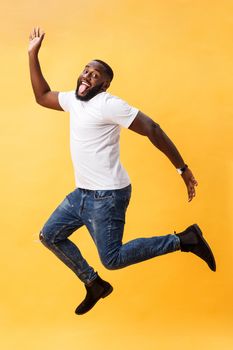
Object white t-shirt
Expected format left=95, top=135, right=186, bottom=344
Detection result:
left=58, top=91, right=139, bottom=190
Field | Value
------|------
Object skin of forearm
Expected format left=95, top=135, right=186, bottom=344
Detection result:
left=29, top=52, right=51, bottom=103
left=147, top=124, right=185, bottom=169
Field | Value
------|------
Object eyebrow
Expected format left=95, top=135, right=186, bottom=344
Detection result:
left=85, top=65, right=102, bottom=74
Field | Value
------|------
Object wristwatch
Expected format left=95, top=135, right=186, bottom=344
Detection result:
left=177, top=164, right=188, bottom=175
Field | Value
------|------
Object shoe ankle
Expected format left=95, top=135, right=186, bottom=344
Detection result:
left=175, top=228, right=198, bottom=251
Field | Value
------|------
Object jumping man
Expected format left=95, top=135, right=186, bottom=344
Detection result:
left=28, top=27, right=216, bottom=315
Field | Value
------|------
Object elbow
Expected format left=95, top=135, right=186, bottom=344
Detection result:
left=148, top=121, right=161, bottom=137
left=147, top=122, right=163, bottom=146
left=35, top=95, right=46, bottom=107
left=34, top=90, right=51, bottom=106
left=35, top=97, right=42, bottom=105
left=34, top=94, right=43, bottom=105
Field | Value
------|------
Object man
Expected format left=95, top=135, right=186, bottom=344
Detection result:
left=29, top=27, right=216, bottom=316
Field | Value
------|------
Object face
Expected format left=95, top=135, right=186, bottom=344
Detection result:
left=75, top=61, right=110, bottom=101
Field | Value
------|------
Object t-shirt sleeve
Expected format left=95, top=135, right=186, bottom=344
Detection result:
left=58, top=91, right=74, bottom=112
left=102, top=95, right=139, bottom=128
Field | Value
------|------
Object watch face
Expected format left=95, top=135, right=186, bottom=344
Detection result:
left=177, top=165, right=188, bottom=174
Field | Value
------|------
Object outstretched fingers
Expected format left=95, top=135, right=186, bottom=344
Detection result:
left=29, top=26, right=45, bottom=40
left=28, top=26, right=45, bottom=53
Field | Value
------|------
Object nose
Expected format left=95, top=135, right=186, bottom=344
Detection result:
left=82, top=71, right=91, bottom=81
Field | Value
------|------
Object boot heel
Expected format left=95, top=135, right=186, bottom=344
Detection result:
left=102, top=285, right=113, bottom=298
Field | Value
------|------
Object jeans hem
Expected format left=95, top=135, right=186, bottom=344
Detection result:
left=173, top=234, right=181, bottom=250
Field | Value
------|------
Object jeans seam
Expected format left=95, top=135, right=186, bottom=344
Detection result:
left=107, top=201, right=115, bottom=247
left=50, top=242, right=80, bottom=273
left=49, top=219, right=83, bottom=273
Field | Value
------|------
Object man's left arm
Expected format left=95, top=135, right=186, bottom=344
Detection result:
left=128, top=111, right=198, bottom=202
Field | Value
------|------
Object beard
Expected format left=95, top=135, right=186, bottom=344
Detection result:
left=75, top=80, right=104, bottom=101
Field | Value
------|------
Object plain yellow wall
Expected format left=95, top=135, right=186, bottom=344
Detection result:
left=1, top=1, right=233, bottom=349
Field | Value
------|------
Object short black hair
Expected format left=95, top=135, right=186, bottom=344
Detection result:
left=93, top=59, right=114, bottom=82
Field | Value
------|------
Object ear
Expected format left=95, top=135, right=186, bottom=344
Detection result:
left=102, top=80, right=110, bottom=90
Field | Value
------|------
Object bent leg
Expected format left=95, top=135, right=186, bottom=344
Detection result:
left=100, top=234, right=180, bottom=269
left=40, top=192, right=97, bottom=284
left=84, top=186, right=180, bottom=270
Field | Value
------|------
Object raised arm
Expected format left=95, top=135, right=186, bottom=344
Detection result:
left=129, top=111, right=198, bottom=202
left=28, top=27, right=62, bottom=111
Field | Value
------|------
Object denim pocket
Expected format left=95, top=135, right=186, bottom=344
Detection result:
left=94, top=190, right=113, bottom=200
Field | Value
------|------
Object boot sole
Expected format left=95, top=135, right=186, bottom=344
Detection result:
left=193, top=224, right=216, bottom=272
left=75, top=284, right=113, bottom=315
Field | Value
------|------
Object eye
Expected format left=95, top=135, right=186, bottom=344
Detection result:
left=92, top=72, right=100, bottom=79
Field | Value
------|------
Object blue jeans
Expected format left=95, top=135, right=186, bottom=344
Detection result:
left=40, top=185, right=180, bottom=285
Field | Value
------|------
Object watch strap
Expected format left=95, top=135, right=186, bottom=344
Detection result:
left=177, top=164, right=188, bottom=174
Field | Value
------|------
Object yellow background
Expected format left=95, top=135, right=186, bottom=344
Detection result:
left=1, top=0, right=233, bottom=349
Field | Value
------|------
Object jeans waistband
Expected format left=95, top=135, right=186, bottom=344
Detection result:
left=78, top=184, right=131, bottom=193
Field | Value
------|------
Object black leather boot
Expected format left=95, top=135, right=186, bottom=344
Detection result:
left=176, top=224, right=216, bottom=271
left=75, top=274, right=113, bottom=315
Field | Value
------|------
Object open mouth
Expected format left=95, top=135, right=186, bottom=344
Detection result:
left=78, top=81, right=91, bottom=95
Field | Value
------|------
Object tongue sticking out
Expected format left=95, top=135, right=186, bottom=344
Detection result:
left=78, top=83, right=89, bottom=94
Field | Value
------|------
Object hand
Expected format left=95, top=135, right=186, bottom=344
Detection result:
left=181, top=168, right=198, bottom=202
left=28, top=27, right=45, bottom=54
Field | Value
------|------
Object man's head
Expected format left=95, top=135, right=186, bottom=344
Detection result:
left=75, top=60, right=114, bottom=101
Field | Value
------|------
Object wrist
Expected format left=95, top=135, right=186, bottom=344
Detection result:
left=177, top=164, right=188, bottom=175
left=28, top=49, right=39, bottom=57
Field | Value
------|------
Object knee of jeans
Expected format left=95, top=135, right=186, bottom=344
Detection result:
left=100, top=255, right=120, bottom=270
left=39, top=229, right=51, bottom=247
